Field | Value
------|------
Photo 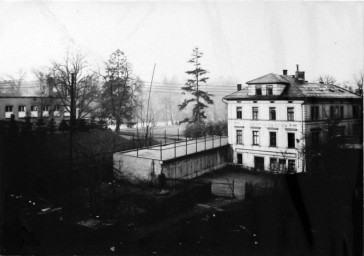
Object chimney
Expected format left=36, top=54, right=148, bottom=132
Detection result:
left=237, top=84, right=242, bottom=91
left=295, top=64, right=305, bottom=84
left=46, top=77, right=55, bottom=96
left=283, top=69, right=288, bottom=76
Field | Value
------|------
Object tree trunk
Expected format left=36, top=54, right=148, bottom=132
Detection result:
left=115, top=119, right=121, bottom=132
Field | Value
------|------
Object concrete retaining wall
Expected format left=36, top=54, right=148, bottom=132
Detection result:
left=162, top=147, right=228, bottom=179
left=113, top=154, right=162, bottom=182
left=113, top=146, right=229, bottom=182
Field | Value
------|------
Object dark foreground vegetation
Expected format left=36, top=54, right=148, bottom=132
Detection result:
left=0, top=118, right=362, bottom=255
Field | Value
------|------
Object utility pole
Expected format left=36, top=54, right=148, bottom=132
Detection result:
left=145, top=63, right=156, bottom=146
left=69, top=73, right=76, bottom=170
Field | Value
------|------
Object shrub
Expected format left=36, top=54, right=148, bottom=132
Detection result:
left=58, top=119, right=69, bottom=131
left=47, top=118, right=57, bottom=133
left=184, top=122, right=206, bottom=138
left=35, top=117, right=47, bottom=135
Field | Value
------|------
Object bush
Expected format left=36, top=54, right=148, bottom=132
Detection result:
left=35, top=117, right=47, bottom=135
left=75, top=118, right=90, bottom=132
left=205, top=120, right=227, bottom=136
left=58, top=119, right=69, bottom=131
left=184, top=122, right=206, bottom=138
left=47, top=118, right=57, bottom=133
left=184, top=121, right=227, bottom=138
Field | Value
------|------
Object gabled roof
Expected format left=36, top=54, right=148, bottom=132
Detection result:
left=246, top=73, right=291, bottom=84
left=224, top=73, right=362, bottom=101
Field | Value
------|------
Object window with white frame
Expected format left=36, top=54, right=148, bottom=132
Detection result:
left=287, top=107, right=294, bottom=121
left=18, top=105, right=26, bottom=118
left=236, top=130, right=243, bottom=144
left=5, top=106, right=13, bottom=118
left=269, top=107, right=276, bottom=120
left=255, top=85, right=262, bottom=95
left=252, top=131, right=259, bottom=145
left=236, top=107, right=242, bottom=119
left=252, top=107, right=258, bottom=120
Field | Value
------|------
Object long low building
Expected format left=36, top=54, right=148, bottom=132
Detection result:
left=0, top=96, right=70, bottom=120
left=113, top=136, right=229, bottom=181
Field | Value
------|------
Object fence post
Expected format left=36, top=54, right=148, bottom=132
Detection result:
left=164, top=130, right=167, bottom=145
left=177, top=129, right=179, bottom=141
left=185, top=137, right=188, bottom=155
left=160, top=142, right=162, bottom=160
left=174, top=139, right=176, bottom=158
left=196, top=137, right=198, bottom=153
left=204, top=134, right=206, bottom=150
left=212, top=134, right=214, bottom=148
left=137, top=147, right=138, bottom=157
left=220, top=135, right=221, bottom=147
left=150, top=131, right=152, bottom=147
left=133, top=133, right=135, bottom=148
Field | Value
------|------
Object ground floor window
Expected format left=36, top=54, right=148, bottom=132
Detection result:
left=254, top=157, right=264, bottom=171
left=270, top=158, right=278, bottom=171
left=288, top=160, right=296, bottom=173
left=237, top=153, right=242, bottom=164
left=279, top=159, right=286, bottom=172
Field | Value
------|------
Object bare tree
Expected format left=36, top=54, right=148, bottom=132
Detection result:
left=46, top=52, right=100, bottom=119
left=1, top=69, right=27, bottom=95
left=354, top=71, right=363, bottom=96
left=317, top=75, right=337, bottom=85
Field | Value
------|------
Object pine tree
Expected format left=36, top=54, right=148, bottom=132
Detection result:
left=21, top=115, right=33, bottom=136
left=35, top=117, right=46, bottom=135
left=179, top=47, right=213, bottom=123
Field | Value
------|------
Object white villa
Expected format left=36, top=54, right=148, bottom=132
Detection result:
left=223, top=66, right=362, bottom=173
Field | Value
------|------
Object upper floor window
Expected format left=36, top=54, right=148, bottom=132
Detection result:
left=252, top=131, right=260, bottom=145
left=339, top=106, right=344, bottom=119
left=269, top=107, right=276, bottom=120
left=255, top=85, right=262, bottom=95
left=266, top=85, right=273, bottom=95
left=311, top=106, right=319, bottom=120
left=18, top=106, right=26, bottom=112
left=5, top=106, right=13, bottom=112
left=236, top=130, right=243, bottom=144
left=287, top=133, right=295, bottom=148
left=252, top=107, right=259, bottom=120
left=54, top=105, right=60, bottom=111
left=31, top=105, right=38, bottom=111
left=236, top=107, right=242, bottom=119
left=269, top=132, right=277, bottom=147
left=353, top=105, right=359, bottom=118
left=42, top=105, right=49, bottom=111
left=287, top=107, right=294, bottom=121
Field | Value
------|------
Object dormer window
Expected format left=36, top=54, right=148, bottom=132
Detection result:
left=255, top=85, right=262, bottom=95
left=266, top=85, right=273, bottom=95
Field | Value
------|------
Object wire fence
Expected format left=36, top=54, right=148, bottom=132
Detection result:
left=118, top=135, right=229, bottom=161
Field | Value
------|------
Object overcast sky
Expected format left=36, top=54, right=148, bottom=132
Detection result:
left=0, top=1, right=363, bottom=91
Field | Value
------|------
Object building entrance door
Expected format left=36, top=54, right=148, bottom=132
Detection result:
left=254, top=157, right=264, bottom=171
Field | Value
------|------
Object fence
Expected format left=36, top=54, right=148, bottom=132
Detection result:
left=166, top=178, right=236, bottom=198
left=119, top=135, right=229, bottom=161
